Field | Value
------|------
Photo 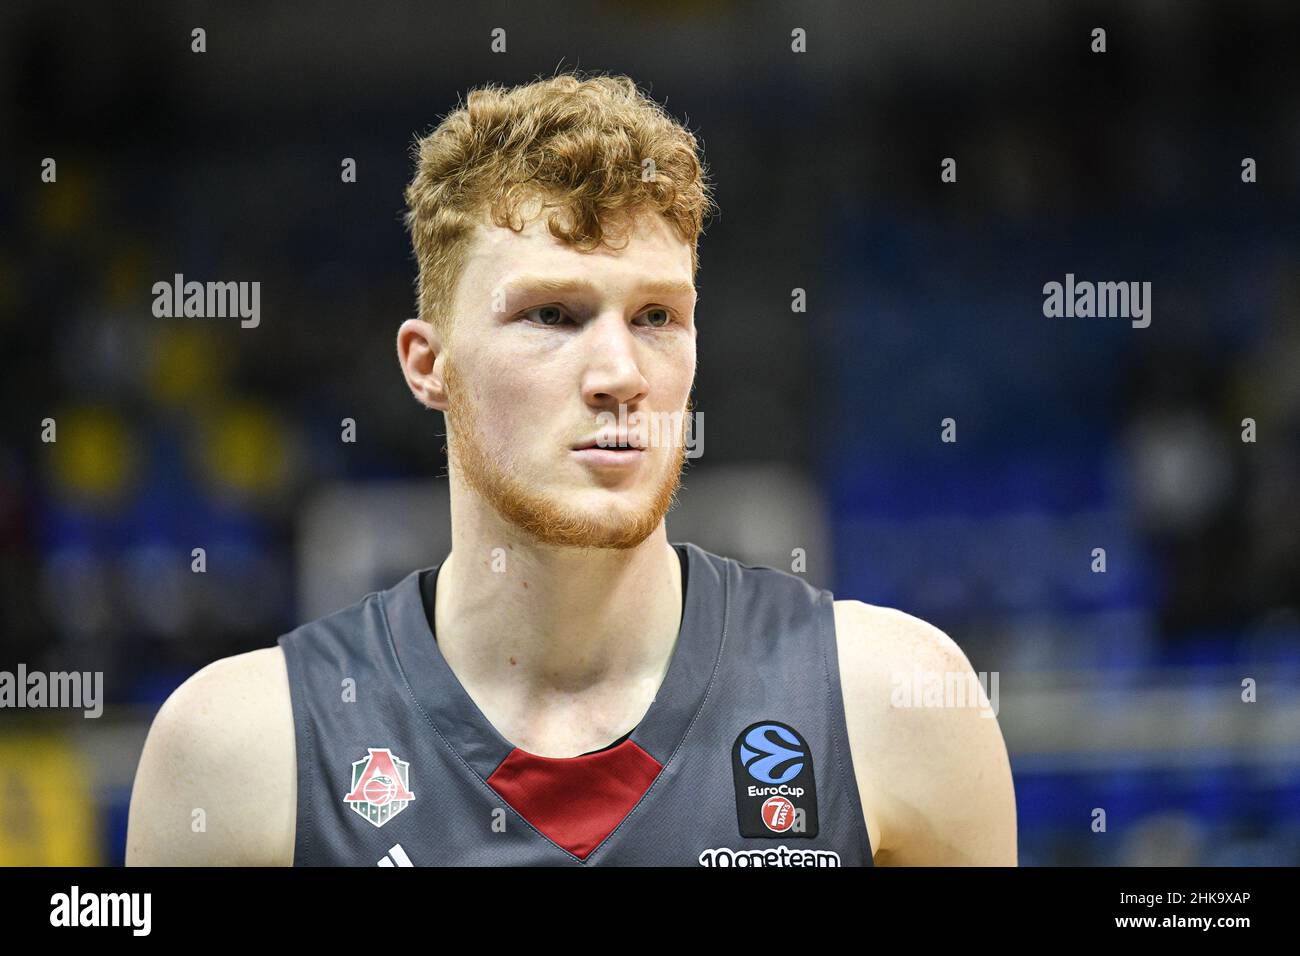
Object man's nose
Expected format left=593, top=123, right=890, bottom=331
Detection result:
left=580, top=313, right=649, bottom=408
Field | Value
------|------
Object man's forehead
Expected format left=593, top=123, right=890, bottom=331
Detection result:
left=462, top=207, right=693, bottom=292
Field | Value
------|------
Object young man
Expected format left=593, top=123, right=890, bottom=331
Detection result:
left=127, top=73, right=1016, bottom=866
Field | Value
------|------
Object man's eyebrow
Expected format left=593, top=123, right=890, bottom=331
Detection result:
left=501, top=275, right=696, bottom=299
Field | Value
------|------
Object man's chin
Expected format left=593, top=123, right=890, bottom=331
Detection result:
left=513, top=498, right=666, bottom=551
left=446, top=419, right=684, bottom=550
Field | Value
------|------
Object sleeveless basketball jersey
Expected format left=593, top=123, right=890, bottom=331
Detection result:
left=277, top=541, right=874, bottom=866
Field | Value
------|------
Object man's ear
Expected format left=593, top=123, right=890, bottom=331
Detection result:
left=396, top=318, right=449, bottom=411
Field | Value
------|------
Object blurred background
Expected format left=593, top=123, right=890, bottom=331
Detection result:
left=2, top=0, right=1298, bottom=866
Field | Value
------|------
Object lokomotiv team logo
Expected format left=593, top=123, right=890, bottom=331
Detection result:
left=343, top=747, right=415, bottom=827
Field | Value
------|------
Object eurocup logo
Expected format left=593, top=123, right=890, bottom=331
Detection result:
left=731, top=720, right=820, bottom=838
left=740, top=723, right=806, bottom=784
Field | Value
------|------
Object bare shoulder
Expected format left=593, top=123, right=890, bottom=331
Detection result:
left=833, top=599, right=1017, bottom=866
left=126, top=646, right=296, bottom=866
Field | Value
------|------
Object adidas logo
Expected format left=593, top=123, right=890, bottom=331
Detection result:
left=376, top=843, right=413, bottom=867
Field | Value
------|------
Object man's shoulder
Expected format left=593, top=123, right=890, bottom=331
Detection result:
left=154, top=647, right=291, bottom=736
left=832, top=599, right=973, bottom=682
left=197, top=644, right=289, bottom=706
left=832, top=599, right=1017, bottom=864
left=831, top=601, right=967, bottom=822
left=126, top=647, right=295, bottom=865
left=832, top=597, right=989, bottom=756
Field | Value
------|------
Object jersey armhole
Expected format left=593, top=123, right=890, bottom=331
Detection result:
left=277, top=633, right=314, bottom=867
left=817, top=590, right=875, bottom=864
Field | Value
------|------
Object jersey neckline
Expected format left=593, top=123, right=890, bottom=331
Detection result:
left=417, top=543, right=688, bottom=757
left=380, top=540, right=728, bottom=782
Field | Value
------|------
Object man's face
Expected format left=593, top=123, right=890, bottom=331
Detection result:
left=440, top=200, right=697, bottom=550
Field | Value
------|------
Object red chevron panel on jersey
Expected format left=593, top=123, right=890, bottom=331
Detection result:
left=485, top=739, right=663, bottom=859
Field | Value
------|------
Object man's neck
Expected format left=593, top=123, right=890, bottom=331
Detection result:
left=433, top=521, right=685, bottom=757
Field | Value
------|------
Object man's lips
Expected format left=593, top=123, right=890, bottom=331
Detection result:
left=571, top=433, right=647, bottom=451
left=570, top=431, right=648, bottom=471
left=571, top=444, right=646, bottom=468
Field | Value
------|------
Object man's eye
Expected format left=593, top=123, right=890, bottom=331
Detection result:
left=526, top=305, right=570, bottom=326
left=638, top=308, right=672, bottom=328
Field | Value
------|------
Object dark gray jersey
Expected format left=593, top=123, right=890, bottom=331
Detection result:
left=277, top=541, right=874, bottom=866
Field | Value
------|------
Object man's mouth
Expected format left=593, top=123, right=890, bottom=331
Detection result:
left=570, top=432, right=649, bottom=470
left=572, top=432, right=646, bottom=451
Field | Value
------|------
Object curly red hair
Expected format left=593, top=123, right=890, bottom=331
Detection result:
left=403, top=71, right=717, bottom=335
